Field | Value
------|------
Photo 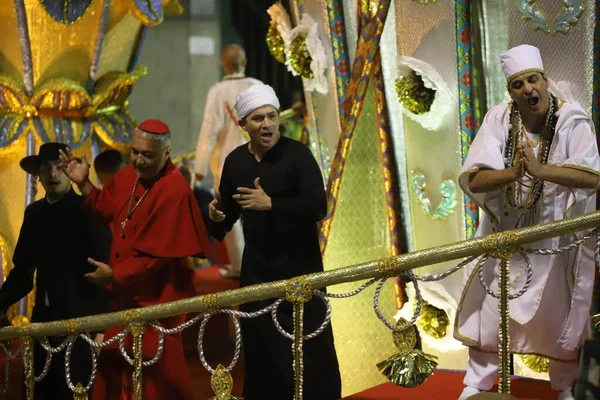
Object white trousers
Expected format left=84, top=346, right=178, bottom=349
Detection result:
left=223, top=219, right=244, bottom=273
left=464, top=347, right=578, bottom=391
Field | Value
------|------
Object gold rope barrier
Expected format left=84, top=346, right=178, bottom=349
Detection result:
left=1, top=210, right=599, bottom=341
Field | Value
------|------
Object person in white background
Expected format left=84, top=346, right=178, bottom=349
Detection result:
left=456, top=44, right=600, bottom=400
left=195, top=43, right=262, bottom=279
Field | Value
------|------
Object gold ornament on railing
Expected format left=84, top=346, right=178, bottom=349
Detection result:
left=377, top=318, right=438, bottom=388
left=209, top=364, right=238, bottom=400
left=395, top=71, right=436, bottom=115
left=377, top=256, right=401, bottom=278
left=483, top=232, right=520, bottom=261
left=519, top=354, right=549, bottom=373
left=416, top=301, right=449, bottom=339
left=73, top=382, right=88, bottom=400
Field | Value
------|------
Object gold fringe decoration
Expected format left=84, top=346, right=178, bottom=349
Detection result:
left=376, top=318, right=438, bottom=388
left=519, top=354, right=549, bottom=373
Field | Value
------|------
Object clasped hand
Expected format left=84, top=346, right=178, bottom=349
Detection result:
left=514, top=140, right=543, bottom=180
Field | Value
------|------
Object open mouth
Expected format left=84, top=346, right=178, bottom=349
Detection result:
left=525, top=96, right=539, bottom=107
left=261, top=132, right=273, bottom=140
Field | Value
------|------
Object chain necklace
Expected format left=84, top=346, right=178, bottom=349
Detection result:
left=504, top=93, right=557, bottom=227
left=120, top=176, right=151, bottom=238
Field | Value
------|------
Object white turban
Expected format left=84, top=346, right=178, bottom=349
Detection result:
left=234, top=84, right=281, bottom=119
left=500, top=44, right=545, bottom=84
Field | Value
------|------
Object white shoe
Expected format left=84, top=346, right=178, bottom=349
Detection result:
left=458, top=386, right=481, bottom=400
left=558, top=390, right=574, bottom=400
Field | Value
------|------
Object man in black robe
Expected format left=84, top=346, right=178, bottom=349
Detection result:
left=0, top=142, right=112, bottom=399
left=208, top=84, right=342, bottom=400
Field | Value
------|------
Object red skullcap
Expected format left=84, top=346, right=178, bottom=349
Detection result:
left=137, top=119, right=170, bottom=135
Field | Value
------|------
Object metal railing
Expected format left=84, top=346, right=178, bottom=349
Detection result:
left=1, top=210, right=600, bottom=400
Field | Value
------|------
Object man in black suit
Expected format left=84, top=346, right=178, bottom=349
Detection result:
left=0, top=142, right=112, bottom=399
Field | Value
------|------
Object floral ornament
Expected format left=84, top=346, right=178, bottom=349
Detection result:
left=396, top=56, right=453, bottom=131
left=515, top=0, right=584, bottom=35
left=266, top=2, right=292, bottom=64
left=286, top=14, right=328, bottom=94
left=410, top=171, right=457, bottom=220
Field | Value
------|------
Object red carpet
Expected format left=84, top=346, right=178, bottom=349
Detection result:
left=345, top=370, right=559, bottom=400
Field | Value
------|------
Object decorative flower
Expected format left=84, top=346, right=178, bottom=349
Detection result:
left=266, top=2, right=292, bottom=64
left=286, top=14, right=328, bottom=94
left=395, top=56, right=453, bottom=131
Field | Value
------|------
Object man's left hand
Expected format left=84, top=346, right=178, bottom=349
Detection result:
left=233, top=178, right=272, bottom=211
left=518, top=140, right=544, bottom=179
left=85, top=258, right=115, bottom=286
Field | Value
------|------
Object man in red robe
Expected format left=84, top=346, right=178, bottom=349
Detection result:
left=59, top=119, right=212, bottom=400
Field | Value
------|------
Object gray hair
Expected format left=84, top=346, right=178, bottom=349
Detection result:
left=137, top=129, right=171, bottom=149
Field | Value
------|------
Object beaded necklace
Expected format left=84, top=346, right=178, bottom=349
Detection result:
left=120, top=176, right=152, bottom=238
left=504, top=93, right=557, bottom=226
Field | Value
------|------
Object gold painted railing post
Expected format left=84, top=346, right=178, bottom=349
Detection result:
left=124, top=310, right=145, bottom=400
left=133, top=330, right=143, bottom=400
left=482, top=232, right=519, bottom=396
left=23, top=336, right=34, bottom=400
left=498, top=258, right=511, bottom=394
left=284, top=277, right=312, bottom=400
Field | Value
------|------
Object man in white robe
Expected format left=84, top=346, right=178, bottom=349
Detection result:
left=195, top=44, right=262, bottom=278
left=456, top=45, right=600, bottom=400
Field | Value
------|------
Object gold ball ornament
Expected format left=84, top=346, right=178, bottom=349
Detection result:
left=288, top=33, right=314, bottom=80
left=266, top=22, right=286, bottom=64
left=395, top=71, right=436, bottom=115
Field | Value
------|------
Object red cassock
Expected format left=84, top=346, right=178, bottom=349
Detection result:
left=84, top=159, right=212, bottom=400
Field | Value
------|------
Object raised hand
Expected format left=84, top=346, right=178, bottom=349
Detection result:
left=209, top=189, right=226, bottom=222
left=233, top=177, right=272, bottom=211
left=58, top=148, right=89, bottom=185
left=85, top=258, right=114, bottom=286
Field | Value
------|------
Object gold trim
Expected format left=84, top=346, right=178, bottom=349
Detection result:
left=483, top=232, right=519, bottom=260
left=202, top=294, right=220, bottom=314
left=506, top=68, right=545, bottom=86
left=562, top=164, right=600, bottom=177
left=377, top=256, right=401, bottom=278
left=284, top=276, right=312, bottom=303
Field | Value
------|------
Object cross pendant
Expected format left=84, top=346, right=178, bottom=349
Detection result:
left=121, top=220, right=127, bottom=231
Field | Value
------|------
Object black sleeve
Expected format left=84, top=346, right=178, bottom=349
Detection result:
left=208, top=155, right=241, bottom=241
left=84, top=215, right=114, bottom=315
left=270, top=144, right=327, bottom=221
left=0, top=208, right=37, bottom=314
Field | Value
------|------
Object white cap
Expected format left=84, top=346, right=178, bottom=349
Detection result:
left=234, top=84, right=281, bottom=119
left=500, top=44, right=544, bottom=84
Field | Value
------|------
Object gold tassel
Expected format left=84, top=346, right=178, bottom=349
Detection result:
left=377, top=318, right=438, bottom=388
